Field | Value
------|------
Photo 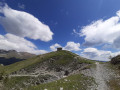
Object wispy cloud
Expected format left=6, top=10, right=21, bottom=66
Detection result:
left=72, top=29, right=80, bottom=36
left=18, top=3, right=25, bottom=9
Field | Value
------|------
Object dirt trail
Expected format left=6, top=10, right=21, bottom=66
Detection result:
left=9, top=73, right=60, bottom=79
left=94, top=62, right=109, bottom=90
left=81, top=62, right=119, bottom=90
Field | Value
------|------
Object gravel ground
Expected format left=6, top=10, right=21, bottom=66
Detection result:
left=81, top=62, right=119, bottom=90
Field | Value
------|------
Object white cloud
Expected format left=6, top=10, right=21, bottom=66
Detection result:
left=32, top=50, right=48, bottom=55
left=0, top=33, right=47, bottom=54
left=78, top=10, right=120, bottom=48
left=50, top=43, right=62, bottom=51
left=116, top=10, right=120, bottom=17
left=64, top=41, right=81, bottom=51
left=50, top=42, right=81, bottom=51
left=18, top=3, right=25, bottom=9
left=81, top=47, right=120, bottom=61
left=81, top=48, right=112, bottom=61
left=111, top=51, right=120, bottom=57
left=72, top=29, right=80, bottom=36
left=0, top=4, right=53, bottom=42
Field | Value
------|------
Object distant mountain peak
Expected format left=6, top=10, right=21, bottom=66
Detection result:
left=0, top=49, right=36, bottom=65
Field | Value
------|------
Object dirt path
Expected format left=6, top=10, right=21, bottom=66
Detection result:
left=81, top=62, right=119, bottom=90
left=94, top=62, right=109, bottom=90
left=9, top=74, right=38, bottom=77
left=9, top=72, right=61, bottom=79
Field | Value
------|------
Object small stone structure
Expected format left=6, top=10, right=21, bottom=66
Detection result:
left=57, top=48, right=62, bottom=51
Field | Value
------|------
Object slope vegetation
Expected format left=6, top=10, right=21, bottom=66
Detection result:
left=0, top=50, right=94, bottom=90
left=1, top=50, right=93, bottom=74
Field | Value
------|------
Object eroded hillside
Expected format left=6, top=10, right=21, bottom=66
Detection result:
left=0, top=50, right=94, bottom=90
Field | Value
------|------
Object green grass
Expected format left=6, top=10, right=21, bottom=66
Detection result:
left=3, top=76, right=30, bottom=90
left=107, top=63, right=120, bottom=90
left=0, top=50, right=95, bottom=90
left=108, top=78, right=120, bottom=90
left=103, top=62, right=120, bottom=90
left=1, top=73, right=96, bottom=90
left=0, top=50, right=94, bottom=75
left=26, top=74, right=95, bottom=90
left=2, top=75, right=53, bottom=90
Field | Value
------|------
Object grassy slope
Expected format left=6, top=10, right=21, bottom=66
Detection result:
left=109, top=55, right=120, bottom=89
left=26, top=74, right=95, bottom=90
left=106, top=62, right=120, bottom=90
left=3, top=75, right=53, bottom=90
left=0, top=50, right=94, bottom=75
left=2, top=73, right=95, bottom=90
left=2, top=76, right=30, bottom=90
left=0, top=50, right=96, bottom=90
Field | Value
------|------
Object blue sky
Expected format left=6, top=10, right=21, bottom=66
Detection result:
left=1, top=0, right=120, bottom=61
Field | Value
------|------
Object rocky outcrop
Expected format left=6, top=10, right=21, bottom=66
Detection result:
left=10, top=56, right=90, bottom=85
left=111, top=55, right=120, bottom=65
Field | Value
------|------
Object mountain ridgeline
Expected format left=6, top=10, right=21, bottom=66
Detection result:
left=0, top=49, right=35, bottom=65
